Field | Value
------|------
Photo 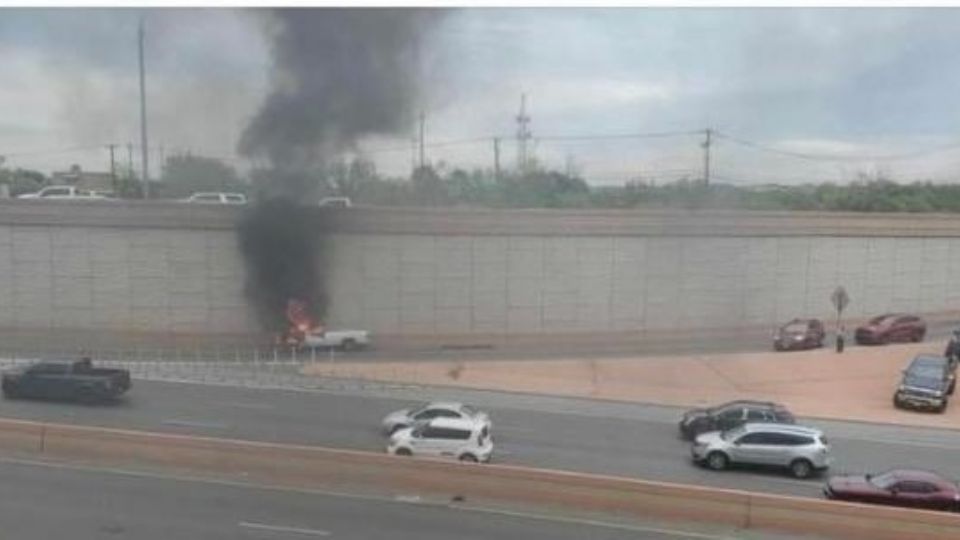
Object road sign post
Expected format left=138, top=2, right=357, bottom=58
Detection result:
left=831, top=286, right=850, bottom=353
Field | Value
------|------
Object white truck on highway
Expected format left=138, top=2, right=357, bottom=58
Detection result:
left=300, top=329, right=370, bottom=351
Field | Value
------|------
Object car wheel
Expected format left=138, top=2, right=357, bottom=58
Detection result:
left=459, top=453, right=478, bottom=463
left=1, top=383, right=18, bottom=399
left=789, top=459, right=813, bottom=479
left=893, top=393, right=903, bottom=409
left=706, top=451, right=728, bottom=471
left=394, top=447, right=412, bottom=456
left=774, top=342, right=784, bottom=352
left=341, top=339, right=358, bottom=352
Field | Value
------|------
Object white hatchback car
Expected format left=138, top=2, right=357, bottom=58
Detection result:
left=387, top=417, right=493, bottom=463
left=381, top=401, right=491, bottom=436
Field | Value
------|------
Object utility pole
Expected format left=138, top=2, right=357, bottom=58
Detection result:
left=418, top=112, right=426, bottom=170
left=515, top=93, right=531, bottom=173
left=702, top=128, right=713, bottom=186
left=127, top=143, right=134, bottom=177
left=107, top=144, right=117, bottom=193
left=493, top=137, right=501, bottom=182
left=410, top=136, right=417, bottom=177
left=138, top=17, right=150, bottom=198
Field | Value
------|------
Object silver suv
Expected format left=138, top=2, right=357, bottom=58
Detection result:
left=691, top=423, right=831, bottom=478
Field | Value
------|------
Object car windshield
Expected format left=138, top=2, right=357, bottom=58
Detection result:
left=868, top=472, right=899, bottom=489
left=721, top=426, right=748, bottom=441
left=783, top=322, right=807, bottom=332
left=904, top=374, right=943, bottom=390
left=409, top=402, right=431, bottom=417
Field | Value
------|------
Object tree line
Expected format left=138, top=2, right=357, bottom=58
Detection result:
left=6, top=154, right=960, bottom=213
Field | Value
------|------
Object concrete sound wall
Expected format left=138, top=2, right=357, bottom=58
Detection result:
left=325, top=208, right=960, bottom=339
left=2, top=201, right=960, bottom=344
left=0, top=201, right=257, bottom=341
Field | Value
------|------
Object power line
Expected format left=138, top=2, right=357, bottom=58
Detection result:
left=715, top=131, right=960, bottom=162
left=536, top=129, right=702, bottom=142
left=1, top=145, right=104, bottom=158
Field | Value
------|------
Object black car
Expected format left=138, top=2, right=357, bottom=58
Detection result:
left=678, top=400, right=795, bottom=440
left=893, top=355, right=956, bottom=413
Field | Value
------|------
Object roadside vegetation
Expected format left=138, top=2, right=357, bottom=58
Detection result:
left=8, top=154, right=960, bottom=213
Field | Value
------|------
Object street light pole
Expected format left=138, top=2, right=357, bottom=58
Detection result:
left=138, top=17, right=150, bottom=198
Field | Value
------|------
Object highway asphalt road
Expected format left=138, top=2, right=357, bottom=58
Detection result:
left=0, top=458, right=742, bottom=540
left=2, top=380, right=960, bottom=501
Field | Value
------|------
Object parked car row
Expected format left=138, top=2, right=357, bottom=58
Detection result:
left=773, top=313, right=927, bottom=352
left=681, top=399, right=960, bottom=512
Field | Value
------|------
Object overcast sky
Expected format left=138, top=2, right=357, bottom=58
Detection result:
left=3, top=7, right=960, bottom=185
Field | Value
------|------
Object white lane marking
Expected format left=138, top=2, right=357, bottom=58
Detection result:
left=447, top=504, right=738, bottom=539
left=160, top=419, right=230, bottom=429
left=225, top=402, right=276, bottom=411
left=238, top=521, right=330, bottom=536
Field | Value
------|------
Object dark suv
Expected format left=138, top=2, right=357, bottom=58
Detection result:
left=893, top=355, right=957, bottom=413
left=679, top=400, right=795, bottom=440
left=855, top=314, right=926, bottom=345
left=774, top=318, right=826, bottom=351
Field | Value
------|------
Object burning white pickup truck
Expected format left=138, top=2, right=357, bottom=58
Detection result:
left=280, top=299, right=370, bottom=352
left=300, top=328, right=370, bottom=351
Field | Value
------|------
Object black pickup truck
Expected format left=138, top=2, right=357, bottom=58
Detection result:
left=1, top=358, right=131, bottom=403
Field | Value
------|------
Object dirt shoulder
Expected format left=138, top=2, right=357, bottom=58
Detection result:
left=302, top=340, right=960, bottom=430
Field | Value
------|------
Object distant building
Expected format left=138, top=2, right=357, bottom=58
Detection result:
left=51, top=165, right=115, bottom=192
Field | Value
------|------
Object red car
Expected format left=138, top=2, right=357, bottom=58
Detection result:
left=824, top=469, right=960, bottom=512
left=855, top=313, right=926, bottom=345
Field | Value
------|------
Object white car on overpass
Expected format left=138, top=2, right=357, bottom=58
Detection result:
left=181, top=192, right=247, bottom=204
left=17, top=185, right=113, bottom=200
left=381, top=401, right=491, bottom=436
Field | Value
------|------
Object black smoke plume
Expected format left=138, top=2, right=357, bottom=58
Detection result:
left=237, top=199, right=327, bottom=334
left=238, top=8, right=447, bottom=176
